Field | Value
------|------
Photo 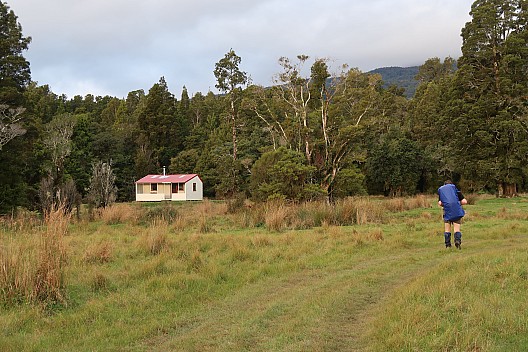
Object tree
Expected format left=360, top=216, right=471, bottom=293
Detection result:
left=0, top=103, right=25, bottom=149
left=242, top=84, right=289, bottom=151
left=250, top=147, right=324, bottom=202
left=272, top=55, right=312, bottom=161
left=311, top=63, right=381, bottom=200
left=170, top=148, right=200, bottom=174
left=366, top=131, right=425, bottom=197
left=409, top=57, right=459, bottom=190
left=38, top=113, right=81, bottom=213
left=65, top=113, right=94, bottom=197
left=332, top=166, right=367, bottom=198
left=0, top=2, right=31, bottom=105
left=213, top=49, right=248, bottom=161
left=0, top=2, right=31, bottom=149
left=454, top=0, right=528, bottom=195
left=137, top=77, right=183, bottom=168
left=248, top=56, right=404, bottom=200
left=415, top=57, right=456, bottom=84
left=87, top=160, right=117, bottom=208
left=43, top=113, right=76, bottom=187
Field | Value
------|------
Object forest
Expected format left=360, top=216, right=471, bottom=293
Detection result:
left=1, top=0, right=527, bottom=214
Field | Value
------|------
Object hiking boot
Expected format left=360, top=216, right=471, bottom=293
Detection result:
left=455, top=240, right=461, bottom=249
left=444, top=232, right=452, bottom=249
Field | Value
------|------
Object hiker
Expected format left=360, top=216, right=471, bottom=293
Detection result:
left=438, top=180, right=467, bottom=249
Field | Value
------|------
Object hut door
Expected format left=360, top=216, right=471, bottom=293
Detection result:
left=164, top=184, right=171, bottom=200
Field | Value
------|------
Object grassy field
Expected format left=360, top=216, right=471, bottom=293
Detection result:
left=1, top=195, right=528, bottom=351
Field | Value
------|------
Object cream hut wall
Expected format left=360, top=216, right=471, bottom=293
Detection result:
left=135, top=174, right=203, bottom=201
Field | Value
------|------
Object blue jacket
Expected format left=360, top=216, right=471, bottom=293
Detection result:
left=438, top=184, right=465, bottom=221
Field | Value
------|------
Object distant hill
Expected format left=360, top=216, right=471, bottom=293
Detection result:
left=368, top=66, right=420, bottom=98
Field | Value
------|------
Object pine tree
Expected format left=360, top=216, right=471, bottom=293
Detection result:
left=0, top=2, right=33, bottom=213
left=0, top=2, right=31, bottom=149
left=0, top=2, right=31, bottom=105
left=137, top=77, right=183, bottom=169
left=455, top=0, right=528, bottom=195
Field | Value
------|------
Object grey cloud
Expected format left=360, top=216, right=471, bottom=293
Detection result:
left=11, top=0, right=473, bottom=98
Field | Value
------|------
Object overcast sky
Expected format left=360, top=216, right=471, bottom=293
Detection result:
left=11, top=0, right=474, bottom=99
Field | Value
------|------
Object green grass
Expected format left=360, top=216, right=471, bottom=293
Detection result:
left=1, top=196, right=528, bottom=351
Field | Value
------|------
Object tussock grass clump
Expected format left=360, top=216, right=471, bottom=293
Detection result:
left=226, top=194, right=246, bottom=214
left=365, top=227, right=384, bottom=241
left=406, top=194, right=432, bottom=209
left=187, top=250, right=204, bottom=273
left=195, top=199, right=227, bottom=218
left=384, top=195, right=434, bottom=212
left=420, top=211, right=433, bottom=220
left=263, top=201, right=291, bottom=232
left=197, top=216, right=215, bottom=233
left=232, top=207, right=265, bottom=228
left=185, top=200, right=225, bottom=233
left=384, top=197, right=406, bottom=212
left=99, top=203, right=140, bottom=225
left=171, top=214, right=188, bottom=232
left=464, top=192, right=481, bottom=205
left=295, top=202, right=336, bottom=228
left=1, top=208, right=69, bottom=306
left=260, top=197, right=393, bottom=231
left=141, top=203, right=179, bottom=224
left=230, top=244, right=253, bottom=262
left=33, top=209, right=69, bottom=305
left=138, top=222, right=171, bottom=255
left=90, top=273, right=110, bottom=292
left=0, top=208, right=41, bottom=233
left=348, top=228, right=384, bottom=246
left=333, top=197, right=387, bottom=225
left=496, top=206, right=528, bottom=220
left=83, top=241, right=113, bottom=264
left=334, top=198, right=359, bottom=225
left=147, top=232, right=169, bottom=256
left=251, top=235, right=273, bottom=248
left=0, top=239, right=36, bottom=304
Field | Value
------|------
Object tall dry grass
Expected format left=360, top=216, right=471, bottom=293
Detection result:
left=97, top=203, right=140, bottom=225
left=0, top=238, right=35, bottom=304
left=34, top=208, right=69, bottom=304
left=340, top=197, right=387, bottom=225
left=83, top=241, right=113, bottom=264
left=91, top=195, right=434, bottom=234
left=263, top=200, right=291, bottom=231
left=137, top=220, right=171, bottom=255
left=0, top=207, right=69, bottom=306
left=256, top=197, right=397, bottom=231
left=0, top=207, right=41, bottom=233
left=383, top=194, right=433, bottom=212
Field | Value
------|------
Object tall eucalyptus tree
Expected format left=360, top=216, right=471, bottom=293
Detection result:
left=214, top=49, right=248, bottom=161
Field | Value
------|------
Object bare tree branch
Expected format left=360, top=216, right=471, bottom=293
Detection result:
left=0, top=104, right=26, bottom=149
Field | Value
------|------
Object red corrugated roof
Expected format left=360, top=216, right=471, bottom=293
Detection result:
left=135, top=174, right=199, bottom=184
